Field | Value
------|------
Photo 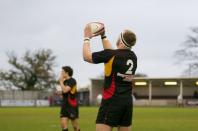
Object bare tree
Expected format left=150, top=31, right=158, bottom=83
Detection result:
left=0, top=49, right=57, bottom=90
left=174, top=27, right=198, bottom=76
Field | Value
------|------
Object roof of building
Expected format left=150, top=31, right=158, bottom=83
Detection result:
left=91, top=77, right=198, bottom=87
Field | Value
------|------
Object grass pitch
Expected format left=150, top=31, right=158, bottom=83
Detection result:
left=0, top=107, right=198, bottom=131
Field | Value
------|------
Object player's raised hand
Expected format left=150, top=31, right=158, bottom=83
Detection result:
left=84, top=24, right=92, bottom=39
left=59, top=73, right=65, bottom=84
left=84, top=22, right=105, bottom=39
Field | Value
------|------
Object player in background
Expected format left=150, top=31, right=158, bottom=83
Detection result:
left=57, top=66, right=80, bottom=131
left=83, top=24, right=137, bottom=131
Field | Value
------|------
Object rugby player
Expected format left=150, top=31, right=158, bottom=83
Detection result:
left=83, top=24, right=137, bottom=131
left=58, top=66, right=80, bottom=131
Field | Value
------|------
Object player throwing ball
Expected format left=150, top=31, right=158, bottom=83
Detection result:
left=83, top=23, right=137, bottom=131
left=58, top=66, right=80, bottom=131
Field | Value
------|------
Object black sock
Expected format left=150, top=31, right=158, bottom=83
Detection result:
left=62, top=129, right=68, bottom=131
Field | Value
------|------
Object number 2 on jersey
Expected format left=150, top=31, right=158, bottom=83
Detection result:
left=125, top=59, right=133, bottom=75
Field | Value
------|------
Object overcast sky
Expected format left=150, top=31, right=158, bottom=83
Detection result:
left=0, top=0, right=198, bottom=87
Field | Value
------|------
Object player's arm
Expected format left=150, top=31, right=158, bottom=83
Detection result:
left=83, top=40, right=93, bottom=63
left=60, top=83, right=71, bottom=93
left=59, top=75, right=71, bottom=93
left=59, top=81, right=71, bottom=93
left=83, top=24, right=94, bottom=63
left=101, top=30, right=113, bottom=49
left=83, top=23, right=112, bottom=63
left=101, top=37, right=113, bottom=49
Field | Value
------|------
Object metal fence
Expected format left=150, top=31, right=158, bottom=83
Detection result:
left=0, top=90, right=52, bottom=107
left=0, top=90, right=90, bottom=107
left=0, top=90, right=51, bottom=100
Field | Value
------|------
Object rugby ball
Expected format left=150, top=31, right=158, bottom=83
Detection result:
left=88, top=22, right=104, bottom=37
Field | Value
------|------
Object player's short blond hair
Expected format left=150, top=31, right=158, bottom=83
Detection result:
left=120, top=30, right=136, bottom=48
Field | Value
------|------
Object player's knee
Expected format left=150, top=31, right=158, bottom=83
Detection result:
left=61, top=121, right=67, bottom=129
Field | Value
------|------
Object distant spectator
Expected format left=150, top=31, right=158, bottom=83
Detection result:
left=48, top=95, right=53, bottom=106
left=96, top=94, right=102, bottom=106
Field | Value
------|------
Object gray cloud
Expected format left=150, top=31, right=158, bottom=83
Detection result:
left=0, top=0, right=198, bottom=86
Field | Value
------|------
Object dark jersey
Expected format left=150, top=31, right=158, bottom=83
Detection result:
left=62, top=78, right=78, bottom=108
left=92, top=49, right=137, bottom=101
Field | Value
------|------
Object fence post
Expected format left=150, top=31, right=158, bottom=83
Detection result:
left=149, top=81, right=152, bottom=106
left=0, top=91, right=1, bottom=107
